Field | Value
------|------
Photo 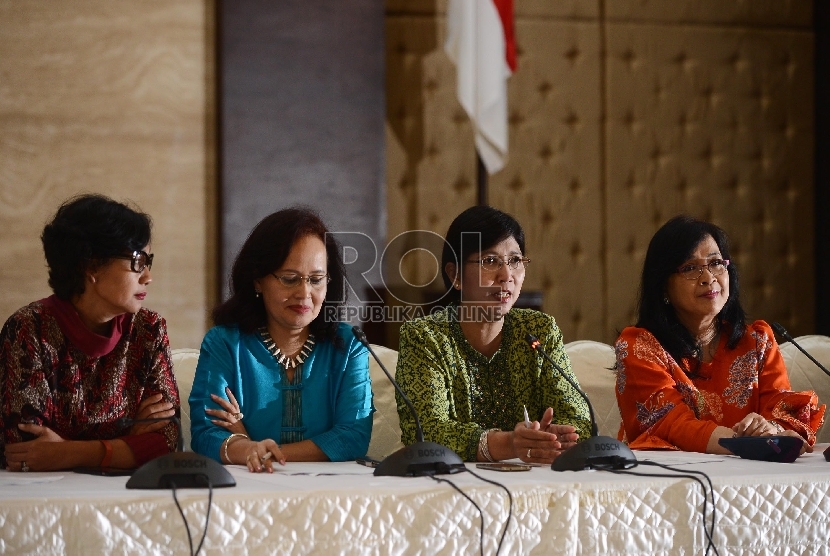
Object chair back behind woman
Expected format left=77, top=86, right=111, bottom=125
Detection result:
left=564, top=340, right=620, bottom=438
left=780, top=335, right=830, bottom=443
left=365, top=344, right=405, bottom=460
left=171, top=348, right=200, bottom=451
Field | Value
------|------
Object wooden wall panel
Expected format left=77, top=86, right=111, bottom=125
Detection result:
left=0, top=0, right=215, bottom=349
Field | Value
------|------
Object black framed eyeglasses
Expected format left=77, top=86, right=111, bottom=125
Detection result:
left=466, top=255, right=530, bottom=272
left=676, top=259, right=729, bottom=281
left=112, top=250, right=154, bottom=273
left=271, top=272, right=331, bottom=289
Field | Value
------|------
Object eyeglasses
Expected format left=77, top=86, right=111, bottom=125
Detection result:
left=271, top=272, right=331, bottom=289
left=112, top=250, right=154, bottom=273
left=467, top=255, right=530, bottom=272
left=676, top=259, right=730, bottom=281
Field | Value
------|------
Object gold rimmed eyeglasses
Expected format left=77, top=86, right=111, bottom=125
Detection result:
left=271, top=273, right=331, bottom=289
left=676, top=259, right=729, bottom=281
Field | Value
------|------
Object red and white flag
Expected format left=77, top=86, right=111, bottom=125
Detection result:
left=445, top=0, right=517, bottom=175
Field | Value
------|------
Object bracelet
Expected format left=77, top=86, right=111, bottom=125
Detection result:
left=769, top=420, right=785, bottom=434
left=100, top=439, right=113, bottom=468
left=478, top=428, right=498, bottom=462
left=222, top=433, right=249, bottom=464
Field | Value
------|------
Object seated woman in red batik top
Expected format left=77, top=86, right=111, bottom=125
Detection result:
left=0, top=194, right=179, bottom=472
left=615, top=216, right=825, bottom=455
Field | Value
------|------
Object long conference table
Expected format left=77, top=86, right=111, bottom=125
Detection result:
left=2, top=446, right=829, bottom=555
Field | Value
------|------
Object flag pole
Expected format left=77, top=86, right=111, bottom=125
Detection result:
left=477, top=152, right=488, bottom=206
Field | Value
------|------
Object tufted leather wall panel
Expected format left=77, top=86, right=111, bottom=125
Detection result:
left=605, top=22, right=814, bottom=337
left=386, top=0, right=816, bottom=343
left=606, top=0, right=812, bottom=27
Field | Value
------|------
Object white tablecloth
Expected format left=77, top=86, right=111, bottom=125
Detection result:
left=1, top=447, right=829, bottom=555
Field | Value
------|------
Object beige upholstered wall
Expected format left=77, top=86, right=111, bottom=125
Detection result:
left=0, top=0, right=215, bottom=349
left=386, top=0, right=815, bottom=343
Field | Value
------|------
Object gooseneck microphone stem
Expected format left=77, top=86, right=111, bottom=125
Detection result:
left=352, top=326, right=424, bottom=442
left=525, top=334, right=599, bottom=437
left=525, top=333, right=636, bottom=471
left=772, top=322, right=830, bottom=379
left=352, top=326, right=465, bottom=477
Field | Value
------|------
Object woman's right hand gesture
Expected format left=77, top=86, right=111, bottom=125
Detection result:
left=512, top=407, right=576, bottom=464
left=731, top=412, right=811, bottom=455
left=129, top=393, right=176, bottom=435
left=731, top=412, right=777, bottom=437
left=206, top=387, right=248, bottom=436
left=231, top=438, right=286, bottom=473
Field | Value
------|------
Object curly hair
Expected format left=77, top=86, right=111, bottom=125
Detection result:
left=213, top=207, right=346, bottom=345
left=440, top=205, right=526, bottom=303
left=636, top=215, right=746, bottom=374
left=41, top=194, right=152, bottom=300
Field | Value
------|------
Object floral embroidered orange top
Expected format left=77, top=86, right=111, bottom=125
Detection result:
left=614, top=320, right=825, bottom=452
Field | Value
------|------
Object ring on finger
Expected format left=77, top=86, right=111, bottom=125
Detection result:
left=21, top=461, right=29, bottom=472
left=527, top=448, right=532, bottom=459
left=234, top=412, right=244, bottom=420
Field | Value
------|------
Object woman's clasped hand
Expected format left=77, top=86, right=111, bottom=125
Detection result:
left=512, top=407, right=580, bottom=464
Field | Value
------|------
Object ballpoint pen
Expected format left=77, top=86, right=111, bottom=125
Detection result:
left=523, top=405, right=531, bottom=428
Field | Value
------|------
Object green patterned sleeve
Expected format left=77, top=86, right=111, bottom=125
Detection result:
left=395, top=320, right=483, bottom=461
left=539, top=317, right=593, bottom=440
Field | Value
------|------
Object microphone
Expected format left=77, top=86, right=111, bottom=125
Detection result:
left=525, top=334, right=636, bottom=471
left=772, top=322, right=830, bottom=379
left=352, top=326, right=465, bottom=476
left=121, top=415, right=236, bottom=489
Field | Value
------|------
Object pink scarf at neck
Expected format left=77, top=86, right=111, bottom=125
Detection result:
left=41, top=295, right=128, bottom=357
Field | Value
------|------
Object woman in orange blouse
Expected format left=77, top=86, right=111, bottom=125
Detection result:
left=615, top=216, right=825, bottom=454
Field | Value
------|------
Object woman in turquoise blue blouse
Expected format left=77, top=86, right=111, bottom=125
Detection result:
left=189, top=208, right=373, bottom=471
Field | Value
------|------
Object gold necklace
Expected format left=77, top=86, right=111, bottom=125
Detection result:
left=695, top=321, right=718, bottom=361
left=258, top=328, right=315, bottom=369
left=696, top=322, right=718, bottom=351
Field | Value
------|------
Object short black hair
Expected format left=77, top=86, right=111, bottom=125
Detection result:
left=213, top=207, right=346, bottom=344
left=41, top=194, right=152, bottom=300
left=440, top=205, right=526, bottom=302
left=636, top=215, right=746, bottom=373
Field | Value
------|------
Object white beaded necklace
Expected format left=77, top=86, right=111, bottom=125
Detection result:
left=258, top=328, right=315, bottom=369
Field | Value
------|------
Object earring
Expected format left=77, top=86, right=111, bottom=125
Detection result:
left=663, top=296, right=670, bottom=305
left=454, top=283, right=461, bottom=290
left=255, top=290, right=262, bottom=298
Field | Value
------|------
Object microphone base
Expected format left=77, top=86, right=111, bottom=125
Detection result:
left=551, top=435, right=637, bottom=472
left=126, top=451, right=236, bottom=489
left=374, top=441, right=466, bottom=477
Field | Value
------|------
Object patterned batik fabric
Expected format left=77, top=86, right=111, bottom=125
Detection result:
left=395, top=306, right=592, bottom=461
left=0, top=300, right=179, bottom=466
left=614, top=320, right=826, bottom=452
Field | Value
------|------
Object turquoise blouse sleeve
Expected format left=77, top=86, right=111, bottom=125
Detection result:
left=188, top=326, right=239, bottom=462
left=306, top=327, right=374, bottom=461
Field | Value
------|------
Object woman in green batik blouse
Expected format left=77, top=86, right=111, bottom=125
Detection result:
left=394, top=206, right=591, bottom=464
